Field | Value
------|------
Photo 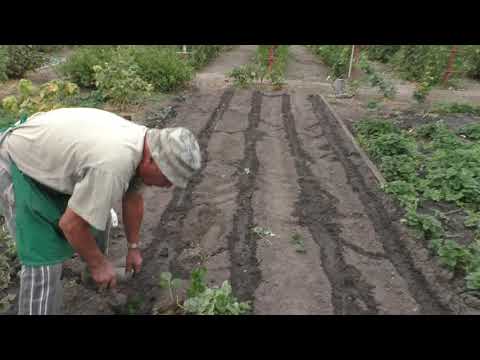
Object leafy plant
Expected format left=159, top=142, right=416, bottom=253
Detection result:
left=93, top=51, right=153, bottom=109
left=432, top=102, right=480, bottom=117
left=457, top=123, right=480, bottom=141
left=365, top=45, right=401, bottom=63
left=436, top=239, right=473, bottom=271
left=159, top=271, right=182, bottom=303
left=157, top=267, right=250, bottom=315
left=465, top=210, right=480, bottom=229
left=186, top=45, right=226, bottom=70
left=355, top=116, right=480, bottom=290
left=183, top=280, right=250, bottom=315
left=358, top=56, right=396, bottom=99
left=228, top=64, right=258, bottom=87
left=308, top=45, right=351, bottom=78
left=0, top=224, right=17, bottom=292
left=131, top=46, right=193, bottom=92
left=403, top=209, right=444, bottom=241
left=2, top=79, right=79, bottom=117
left=252, top=226, right=276, bottom=245
left=2, top=45, right=45, bottom=78
left=466, top=269, right=480, bottom=290
left=0, top=46, right=8, bottom=82
left=125, top=294, right=144, bottom=315
left=291, top=233, right=306, bottom=253
left=187, top=266, right=207, bottom=298
left=59, top=46, right=117, bottom=88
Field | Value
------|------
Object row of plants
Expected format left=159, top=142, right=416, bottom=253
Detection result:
left=59, top=45, right=229, bottom=109
left=307, top=46, right=397, bottom=99
left=366, top=45, right=480, bottom=102
left=181, top=45, right=231, bottom=70
left=228, top=45, right=289, bottom=88
left=310, top=45, right=480, bottom=103
left=0, top=45, right=48, bottom=81
left=354, top=116, right=480, bottom=290
left=1, top=45, right=229, bottom=114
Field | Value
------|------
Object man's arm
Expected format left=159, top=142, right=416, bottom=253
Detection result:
left=122, top=191, right=144, bottom=273
left=59, top=208, right=116, bottom=288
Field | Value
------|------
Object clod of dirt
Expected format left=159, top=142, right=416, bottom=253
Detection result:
left=177, top=246, right=204, bottom=269
left=107, top=291, right=128, bottom=310
left=159, top=247, right=169, bottom=257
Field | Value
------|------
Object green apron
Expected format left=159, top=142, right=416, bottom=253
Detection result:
left=1, top=114, right=110, bottom=266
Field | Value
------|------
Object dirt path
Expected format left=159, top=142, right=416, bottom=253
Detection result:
left=285, top=45, right=330, bottom=82
left=48, top=46, right=480, bottom=314
left=193, top=45, right=257, bottom=91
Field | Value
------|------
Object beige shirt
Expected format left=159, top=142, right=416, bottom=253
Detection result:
left=5, top=108, right=148, bottom=230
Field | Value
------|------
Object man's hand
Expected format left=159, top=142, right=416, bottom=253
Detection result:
left=59, top=207, right=117, bottom=289
left=126, top=248, right=143, bottom=275
left=90, top=258, right=117, bottom=289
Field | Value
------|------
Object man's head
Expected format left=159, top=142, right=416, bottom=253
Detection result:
left=137, top=127, right=201, bottom=189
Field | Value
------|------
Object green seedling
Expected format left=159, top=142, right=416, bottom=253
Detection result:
left=159, top=271, right=182, bottom=303
left=291, top=232, right=306, bottom=253
left=252, top=226, right=275, bottom=245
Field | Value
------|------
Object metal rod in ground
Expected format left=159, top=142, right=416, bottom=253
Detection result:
left=348, top=45, right=355, bottom=79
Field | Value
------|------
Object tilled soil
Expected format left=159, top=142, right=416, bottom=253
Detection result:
left=127, top=84, right=466, bottom=314
left=5, top=46, right=478, bottom=315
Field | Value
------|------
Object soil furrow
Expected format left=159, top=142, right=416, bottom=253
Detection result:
left=282, top=94, right=378, bottom=314
left=227, top=90, right=263, bottom=305
left=131, top=88, right=235, bottom=313
left=339, top=240, right=388, bottom=261
left=309, top=94, right=450, bottom=314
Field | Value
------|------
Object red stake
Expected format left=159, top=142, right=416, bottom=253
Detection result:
left=442, top=46, right=458, bottom=87
left=268, top=46, right=274, bottom=73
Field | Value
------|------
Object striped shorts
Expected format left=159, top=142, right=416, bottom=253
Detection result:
left=18, top=264, right=64, bottom=315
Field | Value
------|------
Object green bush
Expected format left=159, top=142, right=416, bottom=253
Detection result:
left=391, top=46, right=452, bottom=84
left=32, top=45, right=63, bottom=53
left=93, top=51, right=153, bottom=109
left=308, top=45, right=351, bottom=78
left=59, top=46, right=117, bottom=88
left=365, top=45, right=401, bottom=63
left=3, top=45, right=45, bottom=78
left=462, top=46, right=480, bottom=80
left=61, top=46, right=194, bottom=93
left=2, top=79, right=80, bottom=117
left=0, top=46, right=7, bottom=82
left=130, top=46, right=193, bottom=92
left=187, top=45, right=224, bottom=70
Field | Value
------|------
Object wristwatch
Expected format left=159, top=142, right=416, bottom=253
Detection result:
left=128, top=243, right=140, bottom=250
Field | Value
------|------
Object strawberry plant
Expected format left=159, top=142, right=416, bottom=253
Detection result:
left=355, top=116, right=480, bottom=290
left=291, top=233, right=306, bottom=253
left=457, top=123, right=480, bottom=141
